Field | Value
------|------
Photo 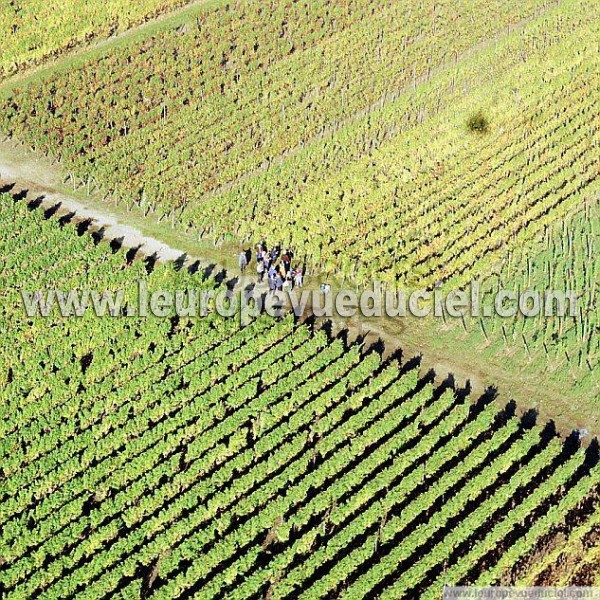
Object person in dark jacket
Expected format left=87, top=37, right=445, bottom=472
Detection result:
left=275, top=273, right=284, bottom=292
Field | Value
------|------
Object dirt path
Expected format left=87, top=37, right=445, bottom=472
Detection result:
left=0, top=137, right=477, bottom=382
left=5, top=181, right=189, bottom=262
left=0, top=129, right=593, bottom=443
left=0, top=167, right=510, bottom=433
left=2, top=170, right=487, bottom=397
left=0, top=142, right=200, bottom=265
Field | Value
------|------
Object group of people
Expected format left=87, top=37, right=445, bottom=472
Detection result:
left=238, top=243, right=304, bottom=292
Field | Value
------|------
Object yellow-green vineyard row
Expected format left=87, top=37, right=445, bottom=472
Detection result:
left=2, top=0, right=597, bottom=288
left=0, top=0, right=197, bottom=80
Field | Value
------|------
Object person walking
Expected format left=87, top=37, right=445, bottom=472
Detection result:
left=281, top=251, right=291, bottom=274
left=257, top=260, right=265, bottom=283
left=238, top=251, right=248, bottom=273
left=294, top=267, right=304, bottom=288
left=275, top=272, right=284, bottom=292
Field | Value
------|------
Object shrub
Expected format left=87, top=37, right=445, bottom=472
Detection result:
left=467, top=110, right=490, bottom=133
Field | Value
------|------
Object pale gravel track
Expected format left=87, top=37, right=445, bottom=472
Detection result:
left=0, top=145, right=201, bottom=265
left=1, top=138, right=591, bottom=438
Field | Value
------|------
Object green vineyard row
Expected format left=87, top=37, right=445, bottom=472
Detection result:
left=0, top=192, right=597, bottom=597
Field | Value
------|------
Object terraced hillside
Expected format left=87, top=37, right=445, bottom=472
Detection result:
left=1, top=192, right=598, bottom=597
left=2, top=0, right=598, bottom=287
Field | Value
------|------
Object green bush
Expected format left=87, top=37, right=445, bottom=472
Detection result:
left=467, top=110, right=490, bottom=133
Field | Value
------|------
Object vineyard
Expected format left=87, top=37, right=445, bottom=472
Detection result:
left=468, top=198, right=599, bottom=401
left=1, top=0, right=599, bottom=595
left=393, top=195, right=599, bottom=421
left=0, top=0, right=195, bottom=80
left=1, top=0, right=598, bottom=287
left=516, top=502, right=600, bottom=586
left=0, top=192, right=598, bottom=596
